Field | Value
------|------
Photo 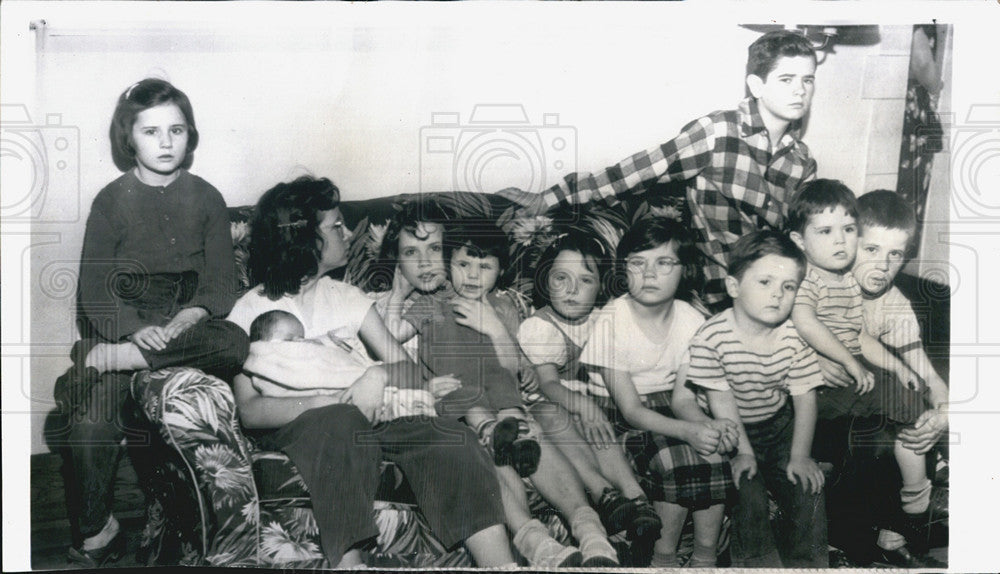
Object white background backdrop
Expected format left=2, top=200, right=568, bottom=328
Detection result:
left=3, top=2, right=998, bottom=571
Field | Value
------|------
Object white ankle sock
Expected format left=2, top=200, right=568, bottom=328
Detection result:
left=82, top=515, right=119, bottom=550
left=901, top=478, right=932, bottom=514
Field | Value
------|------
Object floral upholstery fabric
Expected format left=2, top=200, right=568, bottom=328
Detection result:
left=129, top=187, right=694, bottom=567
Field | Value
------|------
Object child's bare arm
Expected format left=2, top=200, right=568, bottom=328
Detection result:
left=535, top=363, right=615, bottom=447
left=792, top=303, right=873, bottom=392
left=860, top=330, right=919, bottom=389
left=901, top=344, right=949, bottom=409
left=706, top=389, right=756, bottom=485
left=604, top=366, right=724, bottom=455
left=787, top=390, right=824, bottom=494
left=234, top=372, right=345, bottom=429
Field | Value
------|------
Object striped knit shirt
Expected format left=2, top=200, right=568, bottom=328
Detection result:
left=794, top=265, right=864, bottom=355
left=687, top=309, right=824, bottom=423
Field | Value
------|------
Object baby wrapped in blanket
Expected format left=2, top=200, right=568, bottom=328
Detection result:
left=245, top=310, right=436, bottom=419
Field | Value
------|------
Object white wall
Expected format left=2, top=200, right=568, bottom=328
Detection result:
left=3, top=3, right=932, bottom=454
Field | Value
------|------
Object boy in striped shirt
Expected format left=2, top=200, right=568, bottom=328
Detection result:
left=688, top=230, right=827, bottom=568
left=788, top=180, right=936, bottom=563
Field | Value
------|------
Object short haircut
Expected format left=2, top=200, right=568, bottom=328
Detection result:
left=786, top=178, right=858, bottom=235
left=857, top=190, right=917, bottom=237
left=447, top=220, right=512, bottom=290
left=109, top=78, right=199, bottom=172
left=249, top=310, right=303, bottom=343
left=532, top=229, right=615, bottom=309
left=249, top=176, right=342, bottom=299
left=746, top=29, right=818, bottom=79
left=728, top=230, right=807, bottom=282
left=615, top=217, right=703, bottom=301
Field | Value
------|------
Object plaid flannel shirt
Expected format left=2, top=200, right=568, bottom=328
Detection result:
left=541, top=98, right=817, bottom=306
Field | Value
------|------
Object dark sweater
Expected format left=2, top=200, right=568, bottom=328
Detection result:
left=77, top=169, right=236, bottom=341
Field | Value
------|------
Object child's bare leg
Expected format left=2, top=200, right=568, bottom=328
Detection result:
left=592, top=445, right=646, bottom=499
left=497, top=407, right=527, bottom=420
left=465, top=406, right=495, bottom=432
left=650, top=501, right=689, bottom=567
left=464, top=523, right=517, bottom=567
left=530, top=404, right=610, bottom=496
left=334, top=548, right=365, bottom=568
left=497, top=465, right=582, bottom=567
left=895, top=438, right=932, bottom=514
left=84, top=342, right=150, bottom=373
left=687, top=503, right=725, bottom=567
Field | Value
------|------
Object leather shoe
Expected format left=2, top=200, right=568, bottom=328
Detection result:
left=875, top=545, right=946, bottom=569
left=67, top=530, right=126, bottom=568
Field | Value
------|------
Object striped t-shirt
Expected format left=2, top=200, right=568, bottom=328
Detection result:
left=794, top=265, right=864, bottom=355
left=687, top=309, right=824, bottom=423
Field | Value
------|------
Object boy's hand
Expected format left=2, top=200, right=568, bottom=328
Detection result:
left=786, top=455, right=825, bottom=494
left=895, top=366, right=923, bottom=392
left=131, top=325, right=170, bottom=351
left=818, top=356, right=853, bottom=388
left=846, top=360, right=875, bottom=394
left=898, top=407, right=948, bottom=455
left=685, top=421, right=725, bottom=456
left=428, top=374, right=462, bottom=398
left=163, top=307, right=209, bottom=341
left=731, top=453, right=757, bottom=488
left=343, top=366, right=388, bottom=423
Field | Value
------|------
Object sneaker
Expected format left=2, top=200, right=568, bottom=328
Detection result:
left=628, top=495, right=663, bottom=542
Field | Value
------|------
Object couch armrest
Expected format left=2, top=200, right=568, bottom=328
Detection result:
left=133, top=367, right=261, bottom=566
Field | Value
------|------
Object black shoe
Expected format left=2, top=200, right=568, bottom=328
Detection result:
left=596, top=487, right=632, bottom=535
left=874, top=545, right=946, bottom=568
left=67, top=530, right=126, bottom=568
left=628, top=495, right=663, bottom=542
left=509, top=419, right=541, bottom=478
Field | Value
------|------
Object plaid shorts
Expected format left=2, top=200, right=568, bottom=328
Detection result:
left=599, top=392, right=736, bottom=509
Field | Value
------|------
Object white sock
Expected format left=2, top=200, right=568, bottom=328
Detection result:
left=82, top=515, right=119, bottom=550
left=901, top=478, right=932, bottom=514
left=877, top=528, right=907, bottom=551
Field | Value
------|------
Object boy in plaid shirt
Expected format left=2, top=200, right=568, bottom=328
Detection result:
left=523, top=30, right=818, bottom=310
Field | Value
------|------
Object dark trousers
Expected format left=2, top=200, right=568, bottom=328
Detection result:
left=261, top=411, right=505, bottom=564
left=729, top=404, right=829, bottom=568
left=48, top=319, right=249, bottom=540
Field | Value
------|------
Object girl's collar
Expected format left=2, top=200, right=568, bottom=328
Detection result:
left=130, top=167, right=186, bottom=189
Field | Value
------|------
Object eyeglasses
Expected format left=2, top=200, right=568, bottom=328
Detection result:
left=625, top=257, right=681, bottom=274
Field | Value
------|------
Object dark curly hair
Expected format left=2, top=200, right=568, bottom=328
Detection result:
left=366, top=198, right=454, bottom=292
left=109, top=78, right=199, bottom=172
left=249, top=176, right=341, bottom=300
left=614, top=217, right=704, bottom=302
left=532, top=229, right=615, bottom=310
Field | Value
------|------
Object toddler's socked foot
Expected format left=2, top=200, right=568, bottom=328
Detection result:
left=512, top=519, right=582, bottom=568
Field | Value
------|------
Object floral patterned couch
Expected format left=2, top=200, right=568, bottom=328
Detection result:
left=125, top=186, right=684, bottom=568
left=126, top=184, right=947, bottom=568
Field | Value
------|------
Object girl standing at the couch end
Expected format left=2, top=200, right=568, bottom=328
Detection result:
left=51, top=78, right=248, bottom=567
